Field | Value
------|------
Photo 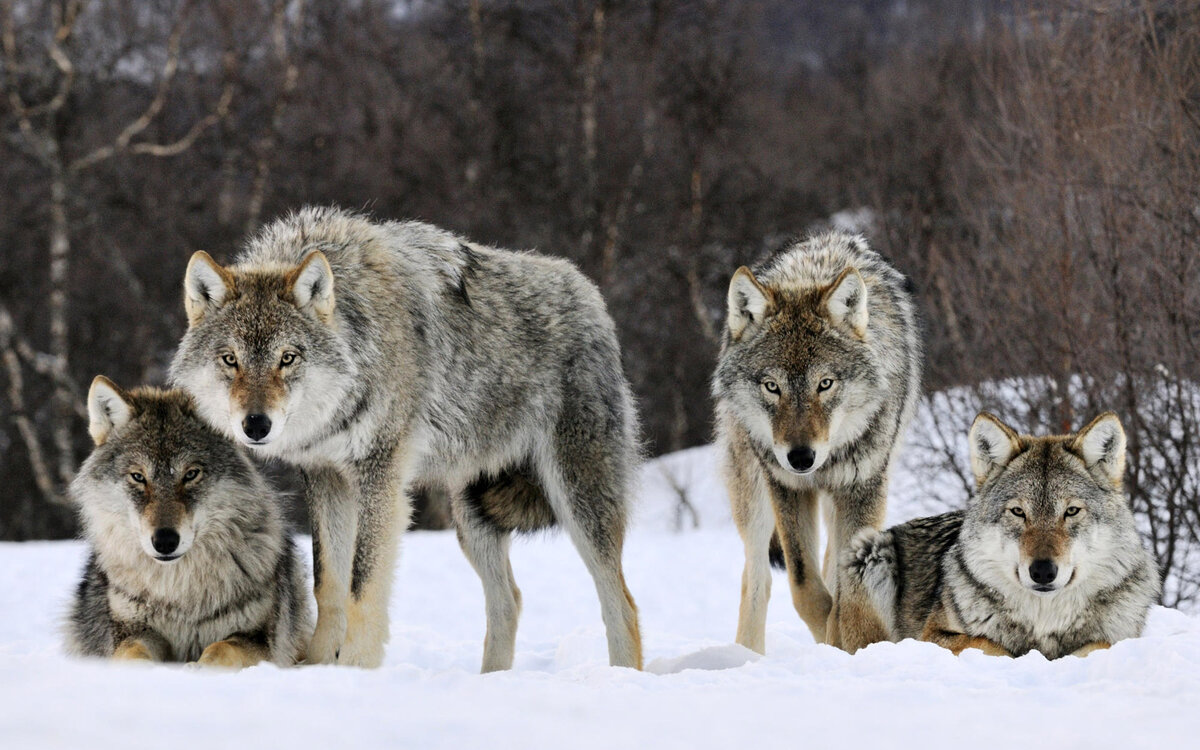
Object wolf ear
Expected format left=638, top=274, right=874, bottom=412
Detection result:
left=969, top=412, right=1022, bottom=488
left=184, top=251, right=234, bottom=327
left=287, top=251, right=336, bottom=324
left=87, top=376, right=132, bottom=446
left=726, top=267, right=775, bottom=340
left=1071, top=412, right=1126, bottom=487
left=822, top=267, right=868, bottom=338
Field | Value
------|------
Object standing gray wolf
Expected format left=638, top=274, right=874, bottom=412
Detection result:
left=712, top=232, right=921, bottom=653
left=169, top=206, right=642, bottom=671
left=65, top=377, right=311, bottom=667
left=846, top=412, right=1160, bottom=658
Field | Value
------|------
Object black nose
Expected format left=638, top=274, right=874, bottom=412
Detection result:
left=787, top=446, right=816, bottom=472
left=242, top=413, right=272, bottom=441
left=151, top=528, right=180, bottom=555
left=1029, top=559, right=1058, bottom=585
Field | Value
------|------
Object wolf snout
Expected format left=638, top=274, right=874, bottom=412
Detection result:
left=151, top=528, right=181, bottom=557
left=1029, top=559, right=1058, bottom=587
left=786, top=446, right=816, bottom=472
left=242, top=413, right=272, bottom=441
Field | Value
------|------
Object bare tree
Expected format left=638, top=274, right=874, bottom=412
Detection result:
left=1, top=0, right=235, bottom=506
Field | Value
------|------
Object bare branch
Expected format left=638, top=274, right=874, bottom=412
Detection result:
left=0, top=306, right=68, bottom=507
left=69, top=0, right=234, bottom=172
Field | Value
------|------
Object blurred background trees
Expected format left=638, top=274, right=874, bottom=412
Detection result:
left=2, top=0, right=1198, bottom=602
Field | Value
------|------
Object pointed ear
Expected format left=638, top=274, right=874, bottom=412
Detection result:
left=969, top=412, right=1022, bottom=488
left=87, top=376, right=132, bottom=446
left=822, top=267, right=868, bottom=338
left=287, top=251, right=335, bottom=323
left=1071, top=412, right=1126, bottom=487
left=726, top=267, right=775, bottom=340
left=184, top=251, right=235, bottom=327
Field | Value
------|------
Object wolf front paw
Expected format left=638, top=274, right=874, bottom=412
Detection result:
left=306, top=625, right=344, bottom=665
left=112, top=640, right=156, bottom=662
left=335, top=638, right=385, bottom=668
left=196, top=639, right=264, bottom=670
left=955, top=637, right=1010, bottom=657
left=1072, top=641, right=1111, bottom=657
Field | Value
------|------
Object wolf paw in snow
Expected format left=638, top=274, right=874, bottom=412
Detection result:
left=307, top=620, right=345, bottom=665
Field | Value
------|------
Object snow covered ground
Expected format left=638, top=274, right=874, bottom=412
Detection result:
left=3, top=438, right=1200, bottom=748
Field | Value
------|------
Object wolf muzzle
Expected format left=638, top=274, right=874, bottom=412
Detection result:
left=786, top=446, right=816, bottom=472
left=242, top=413, right=272, bottom=442
left=1029, top=559, right=1058, bottom=589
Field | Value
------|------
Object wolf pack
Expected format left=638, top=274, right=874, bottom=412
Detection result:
left=63, top=207, right=1160, bottom=671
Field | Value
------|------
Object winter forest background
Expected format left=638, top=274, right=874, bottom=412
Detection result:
left=2, top=1, right=1199, bottom=604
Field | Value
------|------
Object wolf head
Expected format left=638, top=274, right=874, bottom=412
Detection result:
left=964, top=411, right=1134, bottom=596
left=169, top=249, right=356, bottom=452
left=74, top=377, right=265, bottom=564
left=718, top=263, right=882, bottom=476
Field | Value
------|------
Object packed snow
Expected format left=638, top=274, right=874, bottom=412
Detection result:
left=3, top=413, right=1200, bottom=748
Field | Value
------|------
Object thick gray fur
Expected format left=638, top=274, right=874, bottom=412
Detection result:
left=66, top=386, right=310, bottom=665
left=169, top=206, right=643, bottom=670
left=848, top=422, right=1161, bottom=659
left=713, top=232, right=922, bottom=652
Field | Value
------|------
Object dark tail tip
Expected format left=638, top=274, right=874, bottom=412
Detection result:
left=768, top=531, right=786, bottom=570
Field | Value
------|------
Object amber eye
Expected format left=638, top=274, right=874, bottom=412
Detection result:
left=1065, top=506, right=1082, bottom=517
left=220, top=353, right=238, bottom=368
left=130, top=472, right=146, bottom=484
left=182, top=468, right=201, bottom=483
left=818, top=378, right=834, bottom=392
left=280, top=352, right=297, bottom=367
left=1010, top=507, right=1025, bottom=518
left=762, top=379, right=781, bottom=395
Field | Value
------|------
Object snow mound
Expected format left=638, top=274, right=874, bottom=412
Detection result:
left=646, top=644, right=761, bottom=675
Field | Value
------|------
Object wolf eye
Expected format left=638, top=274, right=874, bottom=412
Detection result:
left=220, top=353, right=238, bottom=368
left=1010, top=507, right=1025, bottom=518
left=279, top=352, right=297, bottom=367
left=1065, top=506, right=1082, bottom=517
left=817, top=378, right=834, bottom=392
left=130, top=472, right=146, bottom=484
left=761, top=379, right=781, bottom=396
left=182, top=468, right=201, bottom=483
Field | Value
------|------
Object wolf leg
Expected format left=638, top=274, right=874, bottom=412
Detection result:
left=112, top=632, right=171, bottom=662
left=452, top=497, right=522, bottom=673
left=728, top=450, right=775, bottom=654
left=339, top=447, right=410, bottom=669
left=302, top=466, right=357, bottom=665
left=768, top=481, right=832, bottom=644
left=561, top=516, right=642, bottom=670
left=196, top=635, right=270, bottom=669
left=827, top=479, right=890, bottom=653
left=539, top=445, right=642, bottom=670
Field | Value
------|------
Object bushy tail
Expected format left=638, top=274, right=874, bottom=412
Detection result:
left=843, top=528, right=898, bottom=639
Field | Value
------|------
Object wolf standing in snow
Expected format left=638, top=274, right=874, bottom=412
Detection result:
left=66, top=378, right=310, bottom=667
left=713, top=232, right=921, bottom=653
left=845, top=412, right=1160, bottom=658
left=170, top=207, right=642, bottom=670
